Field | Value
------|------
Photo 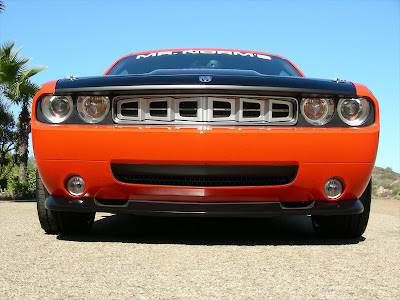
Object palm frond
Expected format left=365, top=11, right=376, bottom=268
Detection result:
left=0, top=1, right=5, bottom=14
left=22, top=66, right=47, bottom=79
left=0, top=40, right=46, bottom=102
left=0, top=41, right=16, bottom=58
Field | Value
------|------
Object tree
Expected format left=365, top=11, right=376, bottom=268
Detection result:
left=0, top=41, right=46, bottom=183
left=0, top=101, right=17, bottom=178
left=0, top=1, right=5, bottom=14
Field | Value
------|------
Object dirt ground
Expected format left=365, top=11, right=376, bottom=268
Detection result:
left=0, top=198, right=399, bottom=299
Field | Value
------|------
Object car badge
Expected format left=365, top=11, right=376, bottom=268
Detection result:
left=65, top=75, right=78, bottom=81
left=199, top=76, right=212, bottom=83
left=332, top=78, right=346, bottom=83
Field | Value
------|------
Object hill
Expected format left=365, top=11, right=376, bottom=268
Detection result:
left=372, top=166, right=400, bottom=199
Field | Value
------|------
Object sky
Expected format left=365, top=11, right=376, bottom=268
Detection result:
left=0, top=0, right=399, bottom=172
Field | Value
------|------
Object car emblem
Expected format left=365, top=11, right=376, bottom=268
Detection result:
left=199, top=76, right=212, bottom=83
left=65, top=75, right=78, bottom=81
left=332, top=78, right=346, bottom=83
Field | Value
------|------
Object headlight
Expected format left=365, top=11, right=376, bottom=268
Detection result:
left=300, top=98, right=334, bottom=126
left=41, top=96, right=73, bottom=123
left=338, top=98, right=370, bottom=126
left=77, top=96, right=110, bottom=123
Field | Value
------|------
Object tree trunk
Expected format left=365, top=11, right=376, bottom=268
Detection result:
left=18, top=104, right=30, bottom=184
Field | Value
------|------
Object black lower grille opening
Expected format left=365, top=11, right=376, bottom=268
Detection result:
left=111, top=164, right=298, bottom=187
left=116, top=175, right=294, bottom=187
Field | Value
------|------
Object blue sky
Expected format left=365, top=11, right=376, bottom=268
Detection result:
left=1, top=0, right=399, bottom=172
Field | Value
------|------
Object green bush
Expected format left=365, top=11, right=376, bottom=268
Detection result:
left=5, top=168, right=36, bottom=200
left=26, top=167, right=36, bottom=191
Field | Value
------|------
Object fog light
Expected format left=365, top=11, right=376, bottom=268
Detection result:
left=66, top=175, right=86, bottom=196
left=324, top=178, right=343, bottom=199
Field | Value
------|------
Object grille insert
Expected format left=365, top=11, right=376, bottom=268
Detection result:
left=111, top=164, right=298, bottom=187
left=272, top=103, right=290, bottom=118
left=149, top=101, right=168, bottom=117
left=213, top=101, right=232, bottom=118
left=114, top=95, right=297, bottom=125
left=243, top=101, right=261, bottom=118
left=115, top=174, right=294, bottom=187
left=121, top=101, right=139, bottom=118
left=179, top=101, right=198, bottom=117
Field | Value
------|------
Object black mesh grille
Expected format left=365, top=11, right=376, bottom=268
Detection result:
left=111, top=164, right=298, bottom=187
left=115, top=174, right=294, bottom=187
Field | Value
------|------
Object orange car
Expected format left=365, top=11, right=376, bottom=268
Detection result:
left=32, top=49, right=379, bottom=237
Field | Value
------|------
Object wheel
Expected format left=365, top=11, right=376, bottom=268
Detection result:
left=36, top=171, right=95, bottom=234
left=312, top=179, right=372, bottom=238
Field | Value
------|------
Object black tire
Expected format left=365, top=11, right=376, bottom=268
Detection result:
left=312, top=179, right=372, bottom=238
left=36, top=171, right=95, bottom=234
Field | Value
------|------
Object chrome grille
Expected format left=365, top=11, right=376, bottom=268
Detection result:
left=113, top=95, right=297, bottom=125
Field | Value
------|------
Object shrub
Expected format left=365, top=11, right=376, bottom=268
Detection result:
left=6, top=171, right=36, bottom=200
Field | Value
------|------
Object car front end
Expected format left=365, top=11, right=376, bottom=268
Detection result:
left=32, top=49, right=379, bottom=236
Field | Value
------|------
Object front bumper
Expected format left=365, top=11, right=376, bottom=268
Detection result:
left=33, top=123, right=379, bottom=205
left=45, top=196, right=364, bottom=217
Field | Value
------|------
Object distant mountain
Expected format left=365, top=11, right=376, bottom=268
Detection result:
left=372, top=166, right=400, bottom=199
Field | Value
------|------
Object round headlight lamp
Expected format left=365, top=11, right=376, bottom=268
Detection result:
left=41, top=96, right=73, bottom=123
left=301, top=98, right=334, bottom=126
left=338, top=98, right=370, bottom=126
left=77, top=96, right=110, bottom=123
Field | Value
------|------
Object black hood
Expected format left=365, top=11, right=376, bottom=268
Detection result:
left=55, top=68, right=356, bottom=96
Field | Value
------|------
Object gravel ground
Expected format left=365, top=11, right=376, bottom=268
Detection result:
left=0, top=199, right=399, bottom=299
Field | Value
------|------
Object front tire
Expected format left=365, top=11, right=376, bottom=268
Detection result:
left=36, top=171, right=95, bottom=234
left=312, top=179, right=372, bottom=238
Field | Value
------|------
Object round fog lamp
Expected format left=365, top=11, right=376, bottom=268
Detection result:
left=66, top=175, right=86, bottom=196
left=324, top=178, right=343, bottom=199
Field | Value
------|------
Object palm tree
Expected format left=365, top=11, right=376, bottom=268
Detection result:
left=0, top=1, right=5, bottom=14
left=0, top=41, right=46, bottom=183
left=0, top=101, right=17, bottom=179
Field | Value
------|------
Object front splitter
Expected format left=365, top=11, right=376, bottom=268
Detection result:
left=45, top=196, right=363, bottom=218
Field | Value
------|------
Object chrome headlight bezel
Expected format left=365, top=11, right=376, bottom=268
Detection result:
left=77, top=96, right=110, bottom=123
left=338, top=97, right=371, bottom=126
left=300, top=98, right=335, bottom=126
left=41, top=95, right=73, bottom=124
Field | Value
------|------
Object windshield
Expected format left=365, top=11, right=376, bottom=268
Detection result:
left=107, top=50, right=301, bottom=77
